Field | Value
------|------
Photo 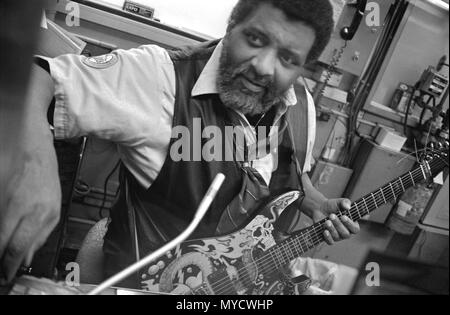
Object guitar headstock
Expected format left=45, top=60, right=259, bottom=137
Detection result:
left=419, top=143, right=449, bottom=179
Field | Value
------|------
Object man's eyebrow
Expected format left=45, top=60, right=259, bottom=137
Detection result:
left=244, top=26, right=269, bottom=39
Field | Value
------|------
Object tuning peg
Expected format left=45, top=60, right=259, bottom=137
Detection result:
left=429, top=143, right=436, bottom=154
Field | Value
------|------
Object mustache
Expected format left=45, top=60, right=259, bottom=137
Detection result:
left=230, top=64, right=274, bottom=90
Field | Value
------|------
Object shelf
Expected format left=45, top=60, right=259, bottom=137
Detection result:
left=365, top=102, right=420, bottom=128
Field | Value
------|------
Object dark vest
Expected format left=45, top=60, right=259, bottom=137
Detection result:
left=103, top=40, right=308, bottom=279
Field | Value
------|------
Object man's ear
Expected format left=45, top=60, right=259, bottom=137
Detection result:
left=222, top=31, right=232, bottom=45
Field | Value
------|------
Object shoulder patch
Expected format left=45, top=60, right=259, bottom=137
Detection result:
left=82, top=54, right=118, bottom=69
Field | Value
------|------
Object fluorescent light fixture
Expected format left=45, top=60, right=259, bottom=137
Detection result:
left=423, top=0, right=449, bottom=11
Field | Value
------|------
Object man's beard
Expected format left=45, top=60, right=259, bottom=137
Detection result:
left=217, top=46, right=284, bottom=116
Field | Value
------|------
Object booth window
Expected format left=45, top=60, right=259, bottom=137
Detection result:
left=82, top=0, right=238, bottom=38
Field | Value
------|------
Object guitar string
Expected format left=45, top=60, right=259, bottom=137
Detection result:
left=211, top=182, right=405, bottom=295
left=268, top=160, right=444, bottom=266
left=280, top=163, right=434, bottom=250
left=213, top=177, right=412, bottom=295
left=206, top=164, right=437, bottom=294
left=250, top=157, right=445, bottom=276
left=177, top=159, right=445, bottom=293
left=211, top=171, right=420, bottom=295
left=210, top=166, right=427, bottom=294
left=269, top=166, right=425, bottom=258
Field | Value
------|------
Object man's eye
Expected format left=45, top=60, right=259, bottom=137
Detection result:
left=280, top=54, right=299, bottom=66
left=247, top=34, right=264, bottom=47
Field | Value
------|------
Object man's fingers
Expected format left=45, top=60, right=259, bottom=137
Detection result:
left=325, top=220, right=340, bottom=241
left=1, top=211, right=57, bottom=283
left=324, top=230, right=335, bottom=245
left=1, top=218, right=33, bottom=282
left=342, top=216, right=360, bottom=234
left=330, top=214, right=351, bottom=240
left=0, top=213, right=20, bottom=262
left=336, top=199, right=359, bottom=235
left=24, top=216, right=59, bottom=267
left=320, top=199, right=359, bottom=245
left=340, top=199, right=352, bottom=210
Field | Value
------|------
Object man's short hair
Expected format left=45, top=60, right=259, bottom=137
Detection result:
left=227, top=0, right=334, bottom=64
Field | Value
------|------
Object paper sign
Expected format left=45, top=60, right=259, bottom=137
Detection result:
left=434, top=172, right=444, bottom=185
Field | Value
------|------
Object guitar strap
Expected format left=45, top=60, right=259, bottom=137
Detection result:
left=277, top=84, right=310, bottom=234
left=122, top=165, right=141, bottom=265
left=287, top=84, right=310, bottom=175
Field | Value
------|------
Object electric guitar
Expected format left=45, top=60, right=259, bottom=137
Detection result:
left=140, top=150, right=448, bottom=295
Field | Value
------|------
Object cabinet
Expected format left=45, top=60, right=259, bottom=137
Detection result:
left=344, top=140, right=417, bottom=224
left=421, top=175, right=449, bottom=231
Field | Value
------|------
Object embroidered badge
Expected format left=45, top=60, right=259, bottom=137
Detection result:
left=82, top=54, right=118, bottom=69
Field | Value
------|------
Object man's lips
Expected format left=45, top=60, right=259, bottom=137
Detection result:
left=239, top=76, right=266, bottom=93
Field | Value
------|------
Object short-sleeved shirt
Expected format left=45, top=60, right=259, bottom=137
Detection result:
left=39, top=41, right=316, bottom=188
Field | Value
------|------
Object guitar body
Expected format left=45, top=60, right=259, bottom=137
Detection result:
left=140, top=191, right=301, bottom=295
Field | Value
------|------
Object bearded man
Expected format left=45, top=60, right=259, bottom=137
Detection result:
left=0, top=0, right=360, bottom=291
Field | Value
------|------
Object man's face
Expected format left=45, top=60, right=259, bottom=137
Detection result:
left=218, top=2, right=316, bottom=116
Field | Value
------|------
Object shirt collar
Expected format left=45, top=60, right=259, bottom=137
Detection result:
left=191, top=40, right=298, bottom=107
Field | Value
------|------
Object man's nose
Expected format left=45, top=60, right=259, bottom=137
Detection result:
left=250, top=50, right=276, bottom=79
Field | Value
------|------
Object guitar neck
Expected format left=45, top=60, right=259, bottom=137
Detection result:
left=266, top=159, right=444, bottom=269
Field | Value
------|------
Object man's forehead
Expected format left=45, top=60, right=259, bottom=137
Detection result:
left=243, top=2, right=295, bottom=26
left=239, top=3, right=316, bottom=52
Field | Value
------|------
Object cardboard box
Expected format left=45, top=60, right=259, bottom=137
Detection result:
left=375, top=128, right=407, bottom=152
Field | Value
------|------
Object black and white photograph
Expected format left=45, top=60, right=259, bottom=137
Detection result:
left=0, top=0, right=448, bottom=298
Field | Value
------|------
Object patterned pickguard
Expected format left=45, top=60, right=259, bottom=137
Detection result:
left=139, top=191, right=301, bottom=295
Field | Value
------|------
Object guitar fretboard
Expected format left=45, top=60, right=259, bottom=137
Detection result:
left=263, top=158, right=446, bottom=270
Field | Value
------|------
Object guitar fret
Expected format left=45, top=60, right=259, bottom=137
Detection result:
left=277, top=248, right=284, bottom=266
left=275, top=249, right=283, bottom=267
left=302, top=233, right=312, bottom=250
left=399, top=177, right=405, bottom=192
left=409, top=172, right=416, bottom=186
left=286, top=241, right=294, bottom=260
left=362, top=198, right=370, bottom=215
left=354, top=203, right=361, bottom=218
left=302, top=234, right=310, bottom=249
left=371, top=193, right=378, bottom=208
left=282, top=248, right=288, bottom=264
left=308, top=232, right=315, bottom=248
left=278, top=244, right=285, bottom=263
left=292, top=240, right=301, bottom=257
left=380, top=188, right=387, bottom=204
left=389, top=182, right=396, bottom=200
left=283, top=242, right=290, bottom=259
left=420, top=165, right=427, bottom=181
left=297, top=235, right=306, bottom=253
left=280, top=247, right=288, bottom=264
left=271, top=249, right=281, bottom=268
